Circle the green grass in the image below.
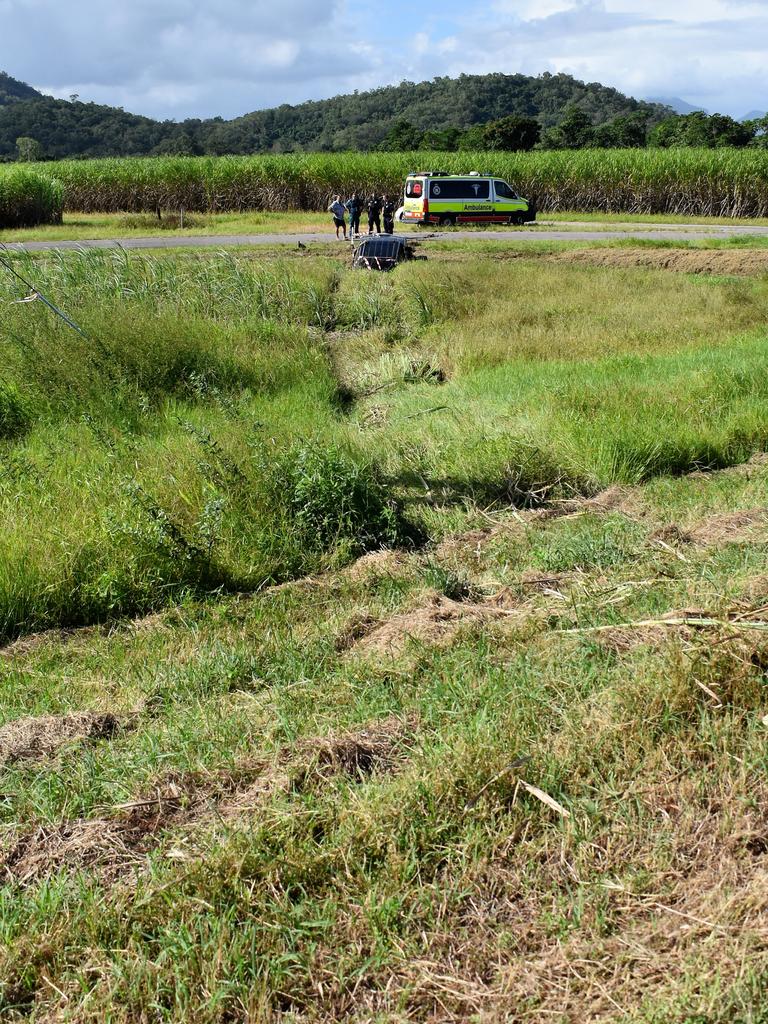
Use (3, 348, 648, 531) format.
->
(3, 246, 768, 1020)
(3, 458, 768, 1020)
(2, 248, 768, 641)
(0, 209, 345, 242)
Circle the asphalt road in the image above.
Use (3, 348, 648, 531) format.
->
(4, 221, 768, 252)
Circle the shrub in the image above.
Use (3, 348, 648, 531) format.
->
(262, 441, 403, 556)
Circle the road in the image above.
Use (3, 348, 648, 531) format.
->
(4, 221, 768, 252)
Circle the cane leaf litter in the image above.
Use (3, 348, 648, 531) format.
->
(2, 241, 768, 1021)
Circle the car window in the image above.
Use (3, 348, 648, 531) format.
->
(494, 180, 518, 200)
(429, 179, 490, 200)
(405, 179, 424, 198)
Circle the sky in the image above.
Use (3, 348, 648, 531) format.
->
(0, 0, 766, 120)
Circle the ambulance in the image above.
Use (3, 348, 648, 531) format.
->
(401, 170, 535, 226)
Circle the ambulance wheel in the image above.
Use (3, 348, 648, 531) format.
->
(439, 215, 457, 227)
(509, 213, 526, 226)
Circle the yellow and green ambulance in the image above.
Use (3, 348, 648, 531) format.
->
(401, 170, 535, 226)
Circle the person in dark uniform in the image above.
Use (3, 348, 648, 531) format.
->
(382, 195, 396, 234)
(367, 195, 382, 234)
(346, 193, 361, 238)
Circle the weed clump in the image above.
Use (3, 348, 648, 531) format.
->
(261, 441, 405, 558)
(0, 379, 31, 440)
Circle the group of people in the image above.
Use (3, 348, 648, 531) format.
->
(328, 194, 397, 240)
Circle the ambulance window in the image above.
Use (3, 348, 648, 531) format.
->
(405, 179, 423, 198)
(430, 179, 490, 199)
(495, 180, 518, 199)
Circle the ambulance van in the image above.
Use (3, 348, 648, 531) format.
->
(401, 170, 535, 226)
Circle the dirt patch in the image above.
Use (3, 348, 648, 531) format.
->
(226, 715, 416, 815)
(334, 613, 380, 652)
(591, 607, 730, 654)
(535, 484, 634, 521)
(491, 812, 768, 1023)
(738, 451, 768, 474)
(350, 590, 522, 659)
(0, 624, 104, 659)
(1, 819, 144, 887)
(0, 712, 121, 770)
(553, 246, 768, 277)
(741, 573, 768, 605)
(344, 549, 412, 582)
(435, 488, 635, 563)
(287, 715, 414, 794)
(358, 776, 768, 1024)
(1, 717, 415, 886)
(0, 780, 198, 886)
(650, 523, 694, 547)
(650, 509, 768, 552)
(0, 772, 233, 886)
(688, 508, 768, 547)
(435, 527, 495, 561)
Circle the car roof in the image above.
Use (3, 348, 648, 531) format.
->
(407, 171, 495, 178)
(356, 234, 406, 251)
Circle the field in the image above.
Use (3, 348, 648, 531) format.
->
(5, 147, 768, 218)
(3, 242, 768, 1021)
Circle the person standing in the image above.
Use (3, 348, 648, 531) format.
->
(328, 195, 347, 240)
(367, 194, 382, 235)
(382, 195, 395, 234)
(346, 193, 361, 238)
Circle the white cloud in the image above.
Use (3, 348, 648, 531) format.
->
(1, 0, 765, 119)
(2, 0, 369, 118)
(402, 0, 768, 115)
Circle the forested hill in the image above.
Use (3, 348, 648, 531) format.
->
(226, 73, 668, 152)
(0, 70, 670, 159)
(0, 71, 42, 105)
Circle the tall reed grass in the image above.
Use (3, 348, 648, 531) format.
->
(3, 248, 768, 642)
(3, 149, 768, 218)
(0, 168, 63, 228)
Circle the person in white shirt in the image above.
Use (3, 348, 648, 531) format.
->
(328, 196, 348, 240)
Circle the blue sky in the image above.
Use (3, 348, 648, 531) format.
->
(0, 0, 765, 120)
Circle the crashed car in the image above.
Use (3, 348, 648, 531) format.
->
(351, 234, 424, 271)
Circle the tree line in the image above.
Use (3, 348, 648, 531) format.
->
(1, 69, 765, 161)
(378, 108, 768, 152)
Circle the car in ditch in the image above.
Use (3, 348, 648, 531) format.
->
(401, 170, 536, 227)
(351, 233, 424, 271)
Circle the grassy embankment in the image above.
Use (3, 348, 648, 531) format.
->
(3, 248, 768, 1019)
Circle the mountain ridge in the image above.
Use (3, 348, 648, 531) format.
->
(646, 95, 707, 115)
(0, 69, 671, 160)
